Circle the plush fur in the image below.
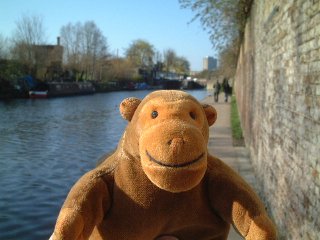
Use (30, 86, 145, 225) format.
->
(51, 90, 277, 240)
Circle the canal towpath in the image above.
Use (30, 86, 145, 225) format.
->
(202, 95, 258, 240)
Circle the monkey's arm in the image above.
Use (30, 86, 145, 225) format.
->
(207, 156, 277, 239)
(51, 171, 111, 240)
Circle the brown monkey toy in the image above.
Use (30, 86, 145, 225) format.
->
(51, 90, 277, 240)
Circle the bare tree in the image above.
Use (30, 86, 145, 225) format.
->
(60, 22, 83, 70)
(163, 49, 177, 73)
(11, 14, 47, 74)
(13, 14, 46, 45)
(60, 21, 109, 80)
(154, 50, 163, 64)
(82, 21, 108, 80)
(0, 34, 10, 59)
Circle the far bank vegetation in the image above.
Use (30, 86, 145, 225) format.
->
(0, 15, 191, 87)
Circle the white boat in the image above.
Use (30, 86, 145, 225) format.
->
(29, 90, 48, 99)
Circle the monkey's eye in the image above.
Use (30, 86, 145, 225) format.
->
(151, 110, 158, 119)
(189, 111, 196, 120)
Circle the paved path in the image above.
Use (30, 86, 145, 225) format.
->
(202, 95, 258, 240)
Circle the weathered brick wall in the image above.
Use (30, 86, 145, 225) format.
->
(234, 0, 320, 239)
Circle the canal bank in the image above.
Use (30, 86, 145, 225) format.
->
(202, 95, 258, 240)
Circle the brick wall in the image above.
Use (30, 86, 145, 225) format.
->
(234, 0, 320, 239)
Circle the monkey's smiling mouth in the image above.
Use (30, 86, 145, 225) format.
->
(146, 151, 204, 168)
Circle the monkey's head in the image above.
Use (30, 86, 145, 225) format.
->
(120, 90, 217, 193)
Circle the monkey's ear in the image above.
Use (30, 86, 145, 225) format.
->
(120, 97, 141, 121)
(202, 104, 217, 126)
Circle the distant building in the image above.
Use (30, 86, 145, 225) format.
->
(203, 56, 217, 71)
(34, 37, 63, 80)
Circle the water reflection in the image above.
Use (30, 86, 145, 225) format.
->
(0, 89, 209, 239)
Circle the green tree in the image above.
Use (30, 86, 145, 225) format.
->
(180, 0, 252, 79)
(105, 57, 135, 82)
(218, 39, 239, 78)
(174, 56, 190, 74)
(163, 49, 190, 74)
(179, 0, 252, 49)
(125, 39, 155, 69)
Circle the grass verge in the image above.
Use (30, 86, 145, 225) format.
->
(231, 96, 245, 146)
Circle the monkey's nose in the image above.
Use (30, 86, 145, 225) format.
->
(167, 137, 185, 147)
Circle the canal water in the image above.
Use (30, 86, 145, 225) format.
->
(0, 89, 210, 240)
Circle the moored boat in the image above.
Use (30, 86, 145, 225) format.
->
(28, 81, 95, 98)
(29, 90, 48, 99)
(47, 82, 95, 97)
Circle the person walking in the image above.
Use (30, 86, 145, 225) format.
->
(222, 78, 231, 102)
(213, 80, 221, 102)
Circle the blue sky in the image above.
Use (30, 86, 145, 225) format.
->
(0, 0, 217, 71)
